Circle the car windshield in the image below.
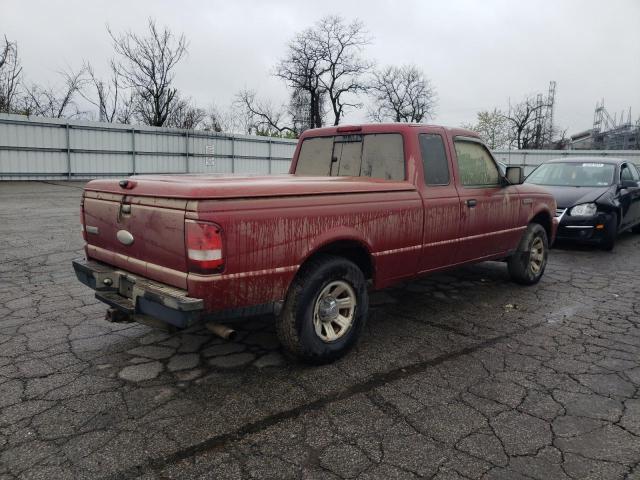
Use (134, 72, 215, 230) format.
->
(525, 162, 615, 187)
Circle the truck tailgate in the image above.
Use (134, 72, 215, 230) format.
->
(83, 191, 188, 277)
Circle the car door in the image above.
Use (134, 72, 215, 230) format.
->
(416, 129, 462, 273)
(619, 163, 640, 229)
(628, 163, 640, 227)
(450, 137, 522, 263)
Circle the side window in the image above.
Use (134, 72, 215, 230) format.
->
(361, 133, 405, 180)
(629, 163, 640, 181)
(454, 140, 500, 187)
(419, 134, 449, 185)
(621, 164, 634, 182)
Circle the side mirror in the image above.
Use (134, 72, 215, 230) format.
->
(620, 179, 639, 189)
(505, 166, 524, 185)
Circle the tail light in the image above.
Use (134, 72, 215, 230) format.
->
(80, 202, 87, 241)
(185, 220, 224, 274)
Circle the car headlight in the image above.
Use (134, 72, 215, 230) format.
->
(570, 203, 597, 216)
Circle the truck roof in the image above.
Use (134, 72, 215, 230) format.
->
(300, 123, 480, 139)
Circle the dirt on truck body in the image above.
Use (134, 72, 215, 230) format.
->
(74, 123, 558, 363)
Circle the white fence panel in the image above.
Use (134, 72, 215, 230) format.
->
(0, 113, 298, 180)
(3, 113, 640, 181)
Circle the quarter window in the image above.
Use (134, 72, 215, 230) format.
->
(454, 140, 500, 187)
(419, 134, 450, 185)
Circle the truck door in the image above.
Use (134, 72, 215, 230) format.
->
(417, 130, 463, 273)
(450, 137, 521, 263)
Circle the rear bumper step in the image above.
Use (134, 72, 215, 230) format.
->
(72, 258, 203, 328)
(95, 291, 135, 314)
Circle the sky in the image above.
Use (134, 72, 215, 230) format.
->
(3, 0, 640, 134)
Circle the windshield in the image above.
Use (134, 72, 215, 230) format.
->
(525, 162, 615, 187)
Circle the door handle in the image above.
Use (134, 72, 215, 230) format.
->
(466, 199, 477, 208)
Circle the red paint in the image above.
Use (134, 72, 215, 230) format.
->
(81, 123, 557, 314)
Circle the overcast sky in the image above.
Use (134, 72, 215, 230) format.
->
(4, 0, 640, 134)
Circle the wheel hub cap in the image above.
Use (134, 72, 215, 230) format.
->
(317, 297, 339, 321)
(529, 237, 544, 274)
(312, 280, 357, 343)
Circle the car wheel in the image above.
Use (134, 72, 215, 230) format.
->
(507, 223, 549, 285)
(631, 223, 640, 234)
(601, 212, 618, 251)
(276, 254, 368, 364)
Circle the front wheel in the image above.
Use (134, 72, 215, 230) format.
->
(507, 223, 549, 285)
(276, 255, 368, 364)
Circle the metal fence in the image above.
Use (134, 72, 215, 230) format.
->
(2, 113, 640, 180)
(0, 113, 297, 180)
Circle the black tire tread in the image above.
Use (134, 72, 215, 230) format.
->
(601, 212, 618, 251)
(276, 254, 367, 364)
(507, 223, 548, 285)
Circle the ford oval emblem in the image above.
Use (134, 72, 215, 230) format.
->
(116, 230, 135, 246)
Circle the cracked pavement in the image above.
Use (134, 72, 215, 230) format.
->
(2, 181, 640, 479)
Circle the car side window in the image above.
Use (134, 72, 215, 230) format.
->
(627, 163, 640, 181)
(419, 134, 450, 185)
(453, 139, 500, 187)
(621, 164, 634, 182)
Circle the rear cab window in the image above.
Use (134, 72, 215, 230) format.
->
(295, 133, 405, 181)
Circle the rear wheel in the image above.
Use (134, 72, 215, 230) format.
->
(276, 255, 368, 364)
(600, 213, 618, 251)
(508, 223, 549, 285)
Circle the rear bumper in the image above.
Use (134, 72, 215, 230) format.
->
(72, 258, 203, 328)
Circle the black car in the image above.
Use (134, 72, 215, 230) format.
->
(525, 157, 640, 250)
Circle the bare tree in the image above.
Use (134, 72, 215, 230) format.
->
(203, 103, 245, 133)
(108, 18, 187, 127)
(235, 89, 297, 136)
(313, 16, 372, 125)
(203, 104, 224, 132)
(80, 61, 134, 123)
(462, 109, 510, 149)
(368, 65, 436, 123)
(503, 97, 547, 149)
(165, 96, 206, 129)
(274, 16, 371, 129)
(275, 26, 327, 130)
(0, 35, 22, 113)
(20, 67, 87, 118)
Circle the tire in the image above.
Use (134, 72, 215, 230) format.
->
(631, 222, 640, 234)
(276, 254, 368, 364)
(507, 223, 549, 285)
(600, 212, 618, 251)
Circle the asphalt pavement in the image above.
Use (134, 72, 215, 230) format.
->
(1, 181, 639, 479)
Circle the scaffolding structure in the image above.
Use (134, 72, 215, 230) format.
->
(591, 100, 640, 150)
(531, 81, 557, 148)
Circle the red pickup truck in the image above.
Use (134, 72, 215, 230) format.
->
(73, 123, 557, 363)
